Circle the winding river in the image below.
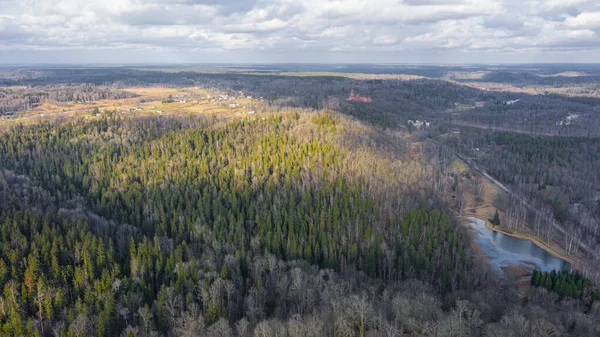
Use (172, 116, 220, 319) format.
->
(467, 217, 569, 273)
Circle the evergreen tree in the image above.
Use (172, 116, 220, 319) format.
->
(492, 209, 500, 227)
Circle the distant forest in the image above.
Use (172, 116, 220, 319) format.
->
(3, 66, 600, 136)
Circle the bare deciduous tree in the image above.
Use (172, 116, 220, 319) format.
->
(349, 294, 373, 337)
(69, 314, 88, 337)
(235, 318, 250, 337)
(208, 318, 233, 337)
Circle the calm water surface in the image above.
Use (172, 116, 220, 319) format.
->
(467, 217, 569, 273)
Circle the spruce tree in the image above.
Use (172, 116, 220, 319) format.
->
(492, 210, 500, 227)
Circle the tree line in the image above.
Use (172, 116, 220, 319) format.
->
(0, 85, 138, 114)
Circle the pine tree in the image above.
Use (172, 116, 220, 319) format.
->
(531, 270, 540, 285)
(544, 274, 553, 291)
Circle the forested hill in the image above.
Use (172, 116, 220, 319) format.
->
(0, 112, 483, 336)
(0, 111, 598, 336)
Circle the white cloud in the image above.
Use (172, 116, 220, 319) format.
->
(0, 0, 598, 63)
(565, 12, 600, 28)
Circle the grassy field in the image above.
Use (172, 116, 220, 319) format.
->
(0, 87, 261, 128)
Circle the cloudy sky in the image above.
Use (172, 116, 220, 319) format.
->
(1, 0, 599, 64)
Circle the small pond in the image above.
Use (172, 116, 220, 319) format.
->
(467, 217, 569, 273)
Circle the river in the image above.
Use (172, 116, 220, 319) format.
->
(467, 217, 569, 273)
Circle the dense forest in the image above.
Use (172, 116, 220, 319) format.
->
(449, 94, 600, 137)
(0, 65, 600, 336)
(0, 112, 467, 336)
(0, 112, 595, 336)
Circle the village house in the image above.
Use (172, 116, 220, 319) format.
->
(407, 120, 430, 128)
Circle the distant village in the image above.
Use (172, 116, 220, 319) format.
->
(118, 89, 261, 115)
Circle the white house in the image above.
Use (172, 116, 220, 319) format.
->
(407, 120, 430, 128)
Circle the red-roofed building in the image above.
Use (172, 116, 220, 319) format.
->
(349, 89, 372, 103)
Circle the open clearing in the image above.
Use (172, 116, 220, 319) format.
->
(0, 87, 261, 128)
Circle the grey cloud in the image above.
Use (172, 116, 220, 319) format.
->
(1, 0, 600, 63)
(484, 14, 524, 30)
(263, 3, 305, 21)
(0, 25, 34, 44)
(193, 0, 257, 15)
(402, 0, 464, 5)
(115, 6, 215, 26)
(150, 0, 257, 14)
(537, 7, 581, 21)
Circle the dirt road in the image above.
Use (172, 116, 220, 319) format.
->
(456, 153, 597, 259)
